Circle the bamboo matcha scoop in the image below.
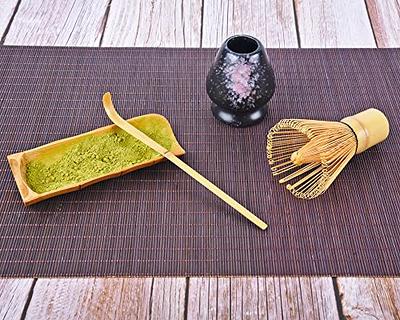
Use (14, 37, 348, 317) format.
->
(102, 92, 268, 230)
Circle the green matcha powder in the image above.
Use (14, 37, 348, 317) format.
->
(26, 127, 173, 194)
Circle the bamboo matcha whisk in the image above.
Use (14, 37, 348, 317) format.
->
(266, 109, 389, 199)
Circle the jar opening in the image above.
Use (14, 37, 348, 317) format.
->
(227, 36, 259, 54)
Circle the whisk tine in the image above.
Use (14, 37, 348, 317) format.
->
(278, 162, 319, 183)
(267, 118, 357, 199)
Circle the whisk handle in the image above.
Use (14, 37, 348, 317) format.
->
(341, 108, 389, 154)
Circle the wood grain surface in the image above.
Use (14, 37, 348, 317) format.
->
(0, 0, 20, 41)
(102, 0, 202, 47)
(24, 278, 184, 319)
(294, 0, 376, 47)
(4, 0, 109, 46)
(0, 279, 34, 320)
(187, 277, 340, 319)
(365, 0, 400, 47)
(202, 0, 298, 48)
(0, 0, 399, 319)
(338, 278, 400, 319)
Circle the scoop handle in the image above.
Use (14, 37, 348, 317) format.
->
(102, 92, 268, 230)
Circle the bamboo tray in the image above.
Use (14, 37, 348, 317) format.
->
(7, 114, 185, 206)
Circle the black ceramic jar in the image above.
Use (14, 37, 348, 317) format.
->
(206, 35, 276, 127)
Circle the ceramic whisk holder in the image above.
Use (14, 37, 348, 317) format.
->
(206, 35, 276, 127)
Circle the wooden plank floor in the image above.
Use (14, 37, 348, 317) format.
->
(1, 0, 399, 319)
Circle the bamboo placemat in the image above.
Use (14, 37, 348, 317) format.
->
(0, 46, 399, 277)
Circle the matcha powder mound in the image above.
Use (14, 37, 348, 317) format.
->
(26, 128, 173, 194)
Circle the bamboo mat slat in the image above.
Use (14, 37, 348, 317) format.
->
(0, 47, 399, 277)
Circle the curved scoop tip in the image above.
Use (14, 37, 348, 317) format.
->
(103, 92, 112, 105)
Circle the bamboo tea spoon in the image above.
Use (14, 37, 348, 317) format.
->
(102, 92, 268, 230)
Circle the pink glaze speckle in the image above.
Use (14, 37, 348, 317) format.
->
(223, 57, 259, 105)
(230, 64, 252, 97)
